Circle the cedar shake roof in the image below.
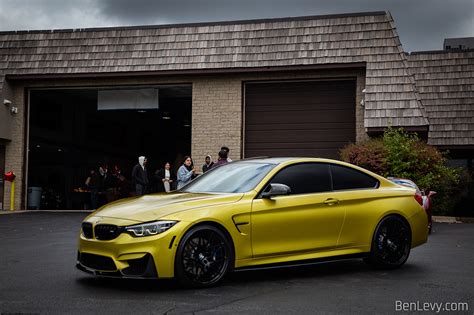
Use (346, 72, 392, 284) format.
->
(407, 50, 474, 146)
(0, 11, 428, 129)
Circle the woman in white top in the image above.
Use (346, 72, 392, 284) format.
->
(162, 162, 173, 192)
(156, 162, 174, 192)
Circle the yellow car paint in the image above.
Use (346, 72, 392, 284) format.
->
(77, 158, 428, 280)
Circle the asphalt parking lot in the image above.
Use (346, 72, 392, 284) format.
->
(0, 212, 473, 314)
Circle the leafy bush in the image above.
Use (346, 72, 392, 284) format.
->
(340, 139, 387, 175)
(340, 128, 461, 215)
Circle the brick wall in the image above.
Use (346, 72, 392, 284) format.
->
(2, 68, 367, 209)
(191, 75, 242, 163)
(4, 86, 25, 210)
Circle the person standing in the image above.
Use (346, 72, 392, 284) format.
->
(85, 169, 100, 210)
(221, 146, 232, 162)
(132, 156, 149, 196)
(202, 155, 214, 173)
(212, 149, 229, 169)
(116, 174, 130, 199)
(98, 164, 107, 193)
(177, 156, 195, 189)
(156, 162, 174, 192)
(102, 164, 117, 203)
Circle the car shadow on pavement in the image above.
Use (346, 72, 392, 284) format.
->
(227, 259, 424, 284)
(75, 258, 424, 292)
(76, 276, 180, 292)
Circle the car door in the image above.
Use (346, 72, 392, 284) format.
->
(251, 163, 346, 258)
(328, 163, 381, 249)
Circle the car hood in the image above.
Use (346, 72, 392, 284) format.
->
(90, 191, 244, 223)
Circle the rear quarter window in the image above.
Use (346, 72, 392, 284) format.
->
(330, 164, 379, 190)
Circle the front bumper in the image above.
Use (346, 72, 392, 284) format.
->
(76, 252, 158, 278)
(77, 220, 186, 279)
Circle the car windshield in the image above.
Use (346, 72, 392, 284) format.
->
(182, 162, 276, 193)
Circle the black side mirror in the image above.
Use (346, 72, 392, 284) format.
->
(261, 183, 291, 199)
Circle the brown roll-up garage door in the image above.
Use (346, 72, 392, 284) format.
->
(244, 79, 356, 158)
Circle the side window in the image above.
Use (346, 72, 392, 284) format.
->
(269, 163, 331, 195)
(330, 164, 379, 190)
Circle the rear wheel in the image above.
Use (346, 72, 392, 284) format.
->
(175, 225, 233, 288)
(366, 215, 411, 269)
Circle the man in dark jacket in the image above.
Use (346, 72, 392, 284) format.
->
(132, 156, 149, 196)
(211, 149, 229, 169)
(85, 169, 100, 210)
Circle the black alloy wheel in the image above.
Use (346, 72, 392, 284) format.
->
(175, 225, 233, 288)
(367, 215, 411, 269)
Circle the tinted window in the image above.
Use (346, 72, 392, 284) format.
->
(330, 164, 378, 190)
(270, 163, 331, 195)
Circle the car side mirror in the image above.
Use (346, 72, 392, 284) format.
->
(261, 183, 291, 199)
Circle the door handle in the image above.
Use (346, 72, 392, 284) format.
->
(324, 198, 339, 206)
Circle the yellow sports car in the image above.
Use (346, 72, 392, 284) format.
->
(77, 158, 428, 287)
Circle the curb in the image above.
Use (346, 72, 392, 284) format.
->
(432, 216, 474, 224)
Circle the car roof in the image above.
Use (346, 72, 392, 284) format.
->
(235, 157, 347, 165)
(235, 157, 296, 164)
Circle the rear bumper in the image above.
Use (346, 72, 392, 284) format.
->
(410, 207, 429, 248)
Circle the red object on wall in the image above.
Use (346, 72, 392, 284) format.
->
(4, 171, 16, 182)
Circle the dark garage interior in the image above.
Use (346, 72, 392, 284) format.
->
(27, 86, 192, 210)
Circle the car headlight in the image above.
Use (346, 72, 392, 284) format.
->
(124, 220, 178, 237)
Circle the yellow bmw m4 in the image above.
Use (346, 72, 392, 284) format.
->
(77, 158, 428, 287)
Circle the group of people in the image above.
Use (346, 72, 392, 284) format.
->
(129, 157, 177, 194)
(175, 146, 232, 190)
(132, 146, 232, 195)
(84, 146, 232, 209)
(84, 164, 129, 210)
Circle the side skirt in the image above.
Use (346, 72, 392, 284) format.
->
(234, 253, 369, 272)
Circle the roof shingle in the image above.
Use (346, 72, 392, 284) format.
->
(407, 50, 474, 146)
(0, 11, 428, 128)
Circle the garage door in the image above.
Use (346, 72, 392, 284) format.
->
(244, 80, 356, 158)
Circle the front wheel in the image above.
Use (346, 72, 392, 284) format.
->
(366, 215, 411, 269)
(175, 225, 233, 288)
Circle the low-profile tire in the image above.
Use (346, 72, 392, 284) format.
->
(175, 225, 233, 288)
(367, 215, 411, 269)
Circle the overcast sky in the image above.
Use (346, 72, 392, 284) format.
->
(0, 0, 472, 52)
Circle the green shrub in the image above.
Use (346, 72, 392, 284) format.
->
(340, 128, 461, 215)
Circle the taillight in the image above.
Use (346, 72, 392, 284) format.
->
(414, 193, 423, 206)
